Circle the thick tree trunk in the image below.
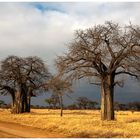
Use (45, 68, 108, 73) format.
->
(26, 95, 31, 112)
(22, 85, 31, 113)
(101, 75, 115, 120)
(11, 90, 23, 114)
(10, 84, 32, 114)
(101, 82, 107, 120)
(60, 95, 63, 117)
(11, 94, 15, 108)
(23, 93, 29, 112)
(11, 93, 30, 113)
(22, 93, 25, 113)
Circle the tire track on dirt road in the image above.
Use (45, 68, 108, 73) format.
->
(0, 120, 64, 138)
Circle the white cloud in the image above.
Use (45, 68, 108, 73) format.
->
(0, 2, 140, 69)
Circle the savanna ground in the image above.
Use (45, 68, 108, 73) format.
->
(0, 109, 140, 138)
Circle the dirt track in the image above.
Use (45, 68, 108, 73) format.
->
(0, 121, 64, 138)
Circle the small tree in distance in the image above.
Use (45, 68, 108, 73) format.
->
(45, 94, 60, 109)
(76, 96, 98, 109)
(56, 21, 140, 120)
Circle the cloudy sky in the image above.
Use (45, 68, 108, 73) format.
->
(0, 2, 140, 106)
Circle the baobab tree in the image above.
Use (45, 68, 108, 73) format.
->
(0, 56, 50, 113)
(56, 21, 140, 120)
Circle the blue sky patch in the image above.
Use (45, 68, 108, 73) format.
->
(29, 2, 66, 13)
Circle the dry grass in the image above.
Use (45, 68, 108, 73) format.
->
(0, 109, 140, 138)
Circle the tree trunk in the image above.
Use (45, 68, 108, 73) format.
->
(10, 84, 32, 114)
(59, 95, 63, 117)
(23, 93, 30, 112)
(22, 93, 26, 113)
(11, 94, 15, 108)
(11, 90, 23, 114)
(26, 95, 31, 112)
(101, 74, 115, 120)
(101, 81, 107, 120)
(23, 85, 31, 113)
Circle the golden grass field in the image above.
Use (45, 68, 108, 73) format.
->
(0, 109, 140, 138)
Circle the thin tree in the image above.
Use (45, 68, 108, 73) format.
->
(56, 21, 140, 120)
(47, 75, 72, 117)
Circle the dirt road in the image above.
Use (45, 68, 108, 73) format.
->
(0, 121, 64, 138)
